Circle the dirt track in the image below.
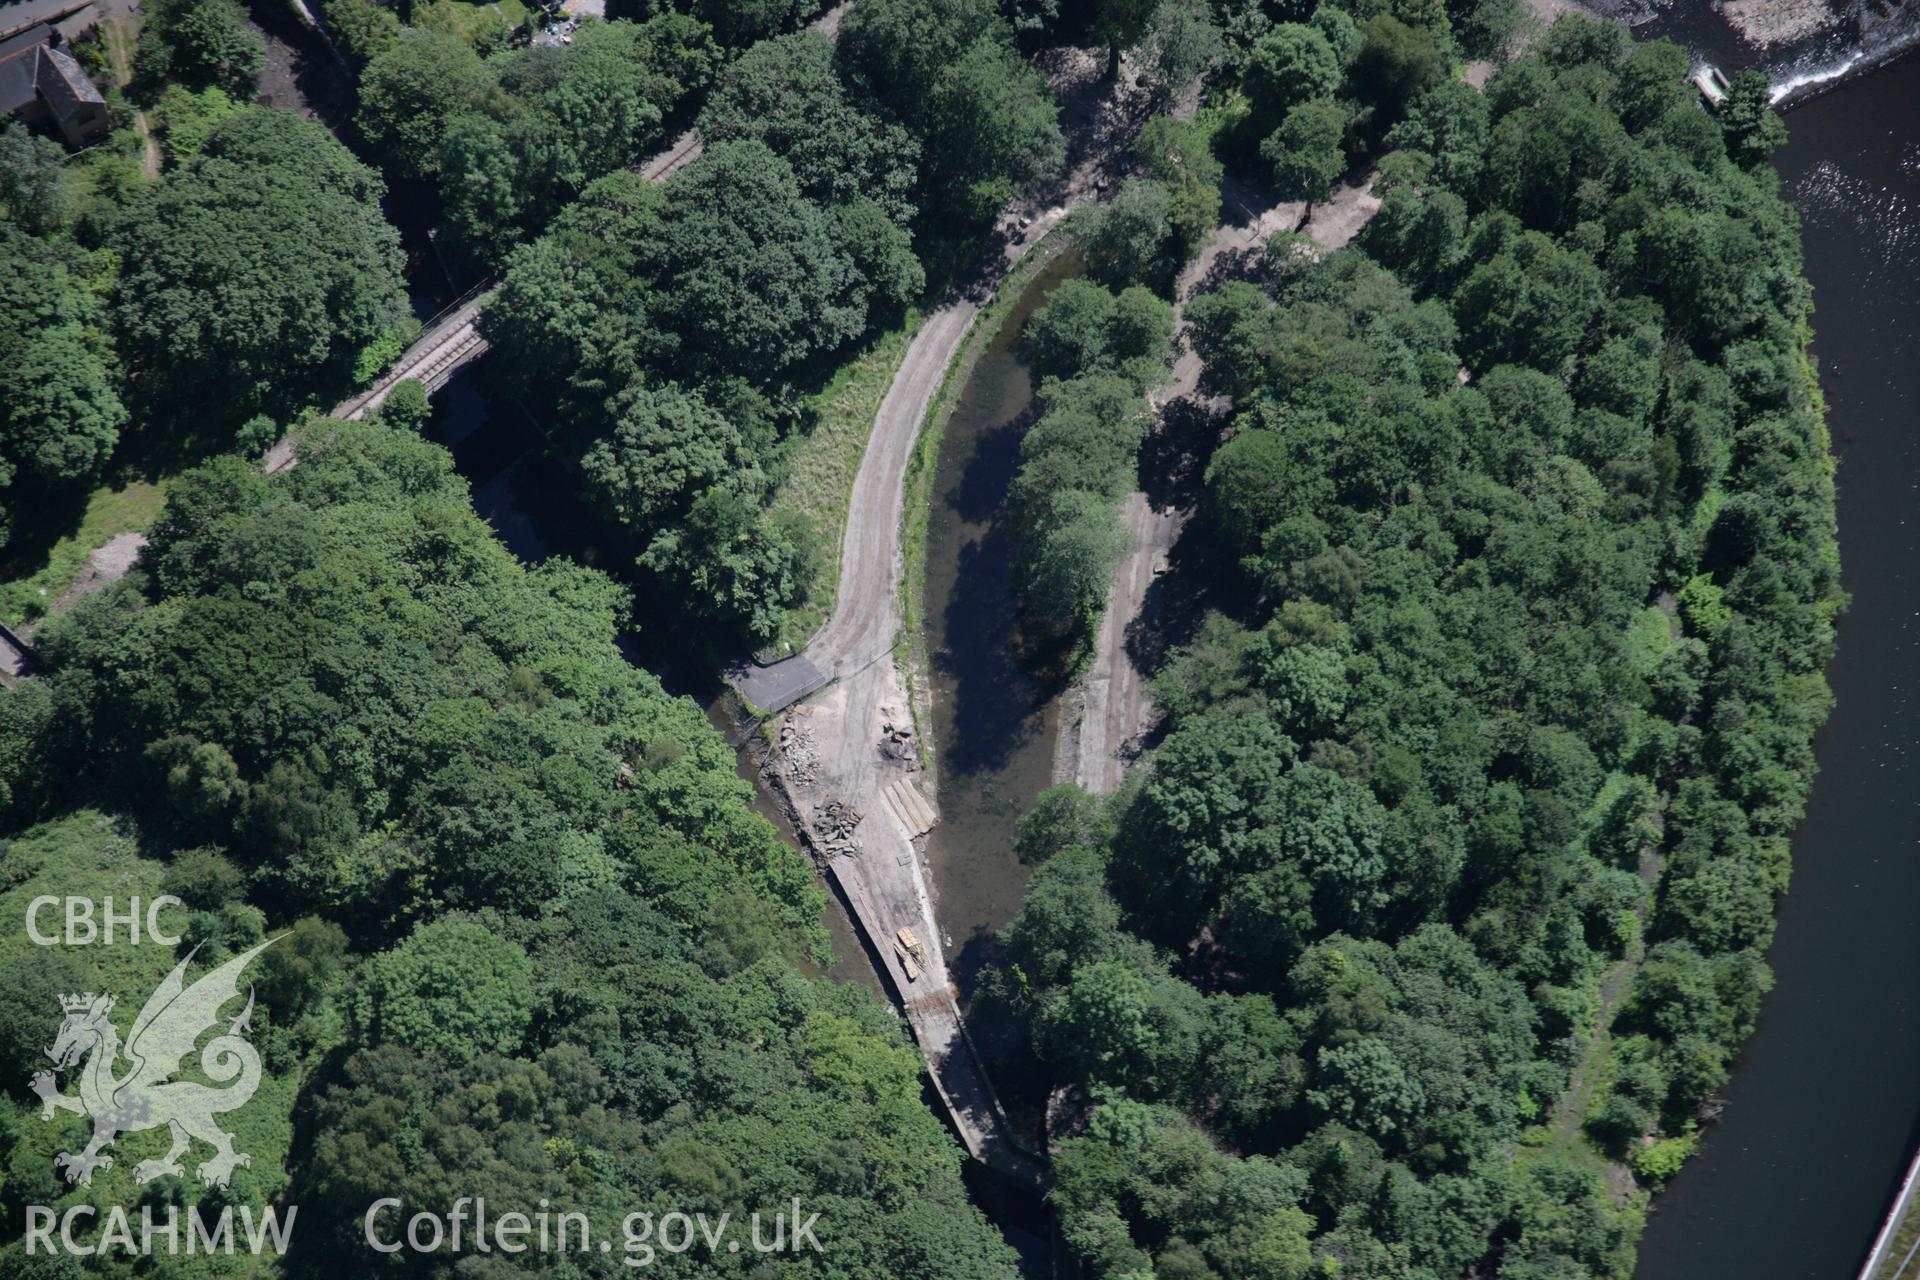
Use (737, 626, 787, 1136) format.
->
(1058, 170, 1381, 794)
(733, 43, 1146, 712)
(739, 209, 1083, 1176)
(1059, 492, 1182, 793)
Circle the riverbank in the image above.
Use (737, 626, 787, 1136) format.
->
(910, 242, 1093, 1010)
(1632, 50, 1920, 1280)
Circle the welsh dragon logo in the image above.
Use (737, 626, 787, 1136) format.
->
(30, 938, 278, 1189)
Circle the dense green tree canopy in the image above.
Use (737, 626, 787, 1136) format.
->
(1007, 283, 1169, 644)
(4, 421, 825, 938)
(480, 168, 669, 422)
(435, 16, 713, 267)
(992, 18, 1836, 1278)
(651, 139, 868, 380)
(301, 897, 1018, 1276)
(1243, 21, 1342, 133)
(642, 487, 822, 642)
(481, 22, 936, 642)
(698, 31, 921, 223)
(840, 0, 1062, 229)
(1134, 114, 1224, 263)
(1262, 97, 1350, 203)
(606, 0, 823, 49)
(355, 29, 502, 181)
(1026, 279, 1175, 386)
(111, 109, 409, 429)
(354, 916, 536, 1063)
(0, 227, 125, 547)
(0, 419, 1014, 1277)
(134, 0, 265, 96)
(1070, 178, 1178, 291)
(324, 0, 402, 68)
(1132, 0, 1226, 107)
(0, 123, 74, 234)
(0, 8, 1847, 1278)
(578, 382, 759, 535)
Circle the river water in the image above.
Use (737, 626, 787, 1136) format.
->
(920, 252, 1083, 987)
(901, 47, 1920, 1276)
(1633, 51, 1920, 1280)
(1591, 0, 1920, 104)
(422, 41, 1920, 1269)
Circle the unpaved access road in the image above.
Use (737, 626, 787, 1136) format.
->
(1061, 491, 1183, 793)
(744, 215, 1069, 1182)
(744, 50, 1148, 1181)
(730, 39, 1141, 715)
(1058, 170, 1382, 794)
(731, 299, 981, 713)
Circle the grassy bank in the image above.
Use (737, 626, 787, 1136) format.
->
(767, 310, 925, 655)
(0, 479, 168, 629)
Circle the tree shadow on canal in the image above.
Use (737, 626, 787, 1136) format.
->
(933, 415, 1072, 780)
(945, 395, 1030, 525)
(937, 524, 1059, 777)
(950, 921, 1053, 1141)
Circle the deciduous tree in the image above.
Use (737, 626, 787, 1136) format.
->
(112, 109, 409, 428)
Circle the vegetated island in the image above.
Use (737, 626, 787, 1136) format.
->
(985, 13, 1838, 1280)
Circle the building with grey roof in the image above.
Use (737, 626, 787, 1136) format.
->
(0, 23, 106, 146)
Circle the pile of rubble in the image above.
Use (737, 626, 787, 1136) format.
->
(778, 714, 821, 785)
(813, 797, 863, 856)
(879, 719, 919, 766)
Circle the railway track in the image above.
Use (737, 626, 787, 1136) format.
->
(303, 4, 862, 439)
(335, 320, 492, 422)
(325, 112, 722, 431)
(633, 128, 703, 181)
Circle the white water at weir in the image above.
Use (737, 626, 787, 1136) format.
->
(1587, 0, 1920, 106)
(1762, 0, 1917, 107)
(1768, 51, 1866, 103)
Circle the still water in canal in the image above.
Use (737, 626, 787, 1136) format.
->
(425, 45, 1920, 1269)
(918, 250, 1086, 987)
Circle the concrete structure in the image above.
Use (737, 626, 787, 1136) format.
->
(745, 218, 1083, 1184)
(0, 0, 95, 42)
(0, 621, 37, 688)
(0, 23, 105, 146)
